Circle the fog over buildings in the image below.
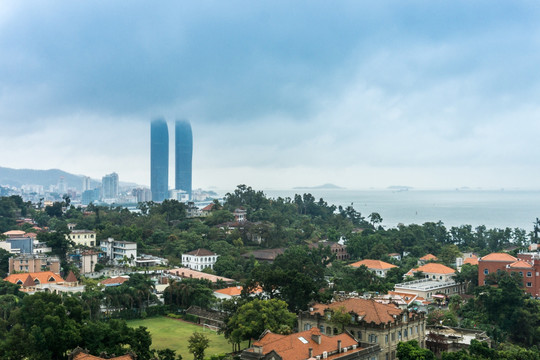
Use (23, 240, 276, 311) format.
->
(0, 2, 539, 190)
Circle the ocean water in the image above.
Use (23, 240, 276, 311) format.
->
(254, 189, 540, 231)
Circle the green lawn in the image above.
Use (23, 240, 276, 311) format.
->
(128, 317, 244, 359)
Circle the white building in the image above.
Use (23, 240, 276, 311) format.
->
(181, 248, 218, 271)
(100, 238, 137, 266)
(67, 230, 97, 247)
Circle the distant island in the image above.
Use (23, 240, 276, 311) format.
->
(293, 183, 344, 190)
(387, 185, 413, 191)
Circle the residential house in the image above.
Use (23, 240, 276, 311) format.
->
(67, 229, 97, 247)
(4, 270, 84, 294)
(395, 263, 464, 301)
(243, 248, 285, 263)
(388, 253, 401, 262)
(181, 248, 218, 270)
(167, 268, 234, 284)
(200, 203, 215, 216)
(8, 254, 60, 274)
(350, 259, 397, 277)
(426, 326, 491, 356)
(297, 298, 426, 360)
(418, 254, 438, 265)
(479, 252, 540, 297)
(241, 328, 381, 360)
(68, 347, 135, 360)
(214, 285, 263, 300)
(100, 238, 137, 266)
(309, 241, 350, 261)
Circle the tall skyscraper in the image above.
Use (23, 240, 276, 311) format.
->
(102, 172, 119, 199)
(82, 176, 91, 192)
(151, 118, 169, 202)
(175, 119, 193, 199)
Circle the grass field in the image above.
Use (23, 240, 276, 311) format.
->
(128, 317, 244, 359)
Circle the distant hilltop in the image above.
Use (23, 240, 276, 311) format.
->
(0, 166, 135, 191)
(293, 183, 344, 190)
(387, 185, 413, 191)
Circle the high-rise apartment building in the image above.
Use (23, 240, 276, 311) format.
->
(175, 120, 193, 199)
(150, 118, 169, 202)
(101, 172, 119, 199)
(82, 176, 91, 192)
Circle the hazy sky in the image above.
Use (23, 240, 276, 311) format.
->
(1, 1, 540, 190)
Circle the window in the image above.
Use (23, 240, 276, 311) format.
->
(351, 315, 355, 323)
(484, 269, 489, 275)
(391, 332, 395, 341)
(319, 326, 325, 333)
(398, 331, 402, 340)
(304, 324, 311, 330)
(519, 272, 523, 276)
(358, 331, 362, 340)
(385, 334, 388, 344)
(404, 329, 408, 337)
(527, 272, 532, 277)
(527, 282, 532, 287)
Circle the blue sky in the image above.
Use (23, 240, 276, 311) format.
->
(1, 1, 539, 190)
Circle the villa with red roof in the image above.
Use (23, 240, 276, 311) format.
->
(297, 298, 426, 360)
(394, 263, 464, 301)
(241, 327, 380, 360)
(349, 259, 397, 277)
(479, 252, 540, 297)
(4, 270, 85, 294)
(418, 254, 438, 264)
(404, 263, 456, 282)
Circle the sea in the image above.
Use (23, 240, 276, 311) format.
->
(220, 189, 540, 231)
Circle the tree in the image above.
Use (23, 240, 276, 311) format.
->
(226, 299, 296, 349)
(397, 340, 435, 360)
(188, 332, 209, 360)
(330, 306, 351, 333)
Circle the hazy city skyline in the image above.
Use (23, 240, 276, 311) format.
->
(1, 2, 539, 190)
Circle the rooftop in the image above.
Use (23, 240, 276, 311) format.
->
(250, 328, 363, 360)
(4, 271, 64, 285)
(480, 253, 517, 262)
(395, 279, 457, 292)
(508, 260, 533, 269)
(184, 248, 216, 256)
(308, 298, 402, 324)
(350, 259, 397, 270)
(405, 263, 456, 276)
(168, 268, 234, 283)
(420, 254, 438, 261)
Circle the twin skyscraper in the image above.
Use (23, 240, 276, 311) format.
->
(150, 119, 192, 202)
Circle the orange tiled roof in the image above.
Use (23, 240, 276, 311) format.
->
(3, 230, 26, 236)
(214, 286, 263, 296)
(508, 260, 533, 269)
(4, 271, 64, 285)
(480, 253, 517, 262)
(201, 203, 214, 211)
(463, 257, 479, 265)
(350, 259, 397, 270)
(420, 254, 438, 261)
(168, 268, 234, 283)
(406, 263, 456, 276)
(309, 298, 402, 324)
(252, 328, 361, 360)
(73, 352, 134, 360)
(99, 277, 129, 286)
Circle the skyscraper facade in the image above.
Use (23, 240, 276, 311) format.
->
(102, 172, 119, 199)
(175, 119, 193, 199)
(150, 118, 169, 202)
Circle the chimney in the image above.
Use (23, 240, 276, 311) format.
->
(309, 348, 313, 358)
(338, 340, 342, 353)
(311, 333, 321, 345)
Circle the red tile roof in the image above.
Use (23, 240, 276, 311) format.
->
(480, 253, 517, 262)
(99, 276, 129, 286)
(251, 328, 362, 360)
(420, 254, 438, 261)
(72, 352, 134, 360)
(309, 298, 402, 324)
(65, 271, 78, 283)
(201, 203, 214, 211)
(349, 259, 397, 270)
(214, 286, 263, 296)
(463, 257, 479, 265)
(168, 268, 234, 283)
(405, 263, 456, 276)
(4, 271, 64, 285)
(184, 248, 216, 256)
(508, 260, 533, 269)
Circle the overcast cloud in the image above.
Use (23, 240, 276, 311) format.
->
(1, 1, 539, 190)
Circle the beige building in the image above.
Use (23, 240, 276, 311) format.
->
(9, 254, 60, 274)
(298, 298, 426, 360)
(67, 230, 97, 247)
(350, 259, 398, 277)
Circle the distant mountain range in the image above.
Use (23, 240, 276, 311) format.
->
(0, 166, 137, 191)
(293, 183, 344, 190)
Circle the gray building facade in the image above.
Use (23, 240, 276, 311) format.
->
(175, 119, 193, 199)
